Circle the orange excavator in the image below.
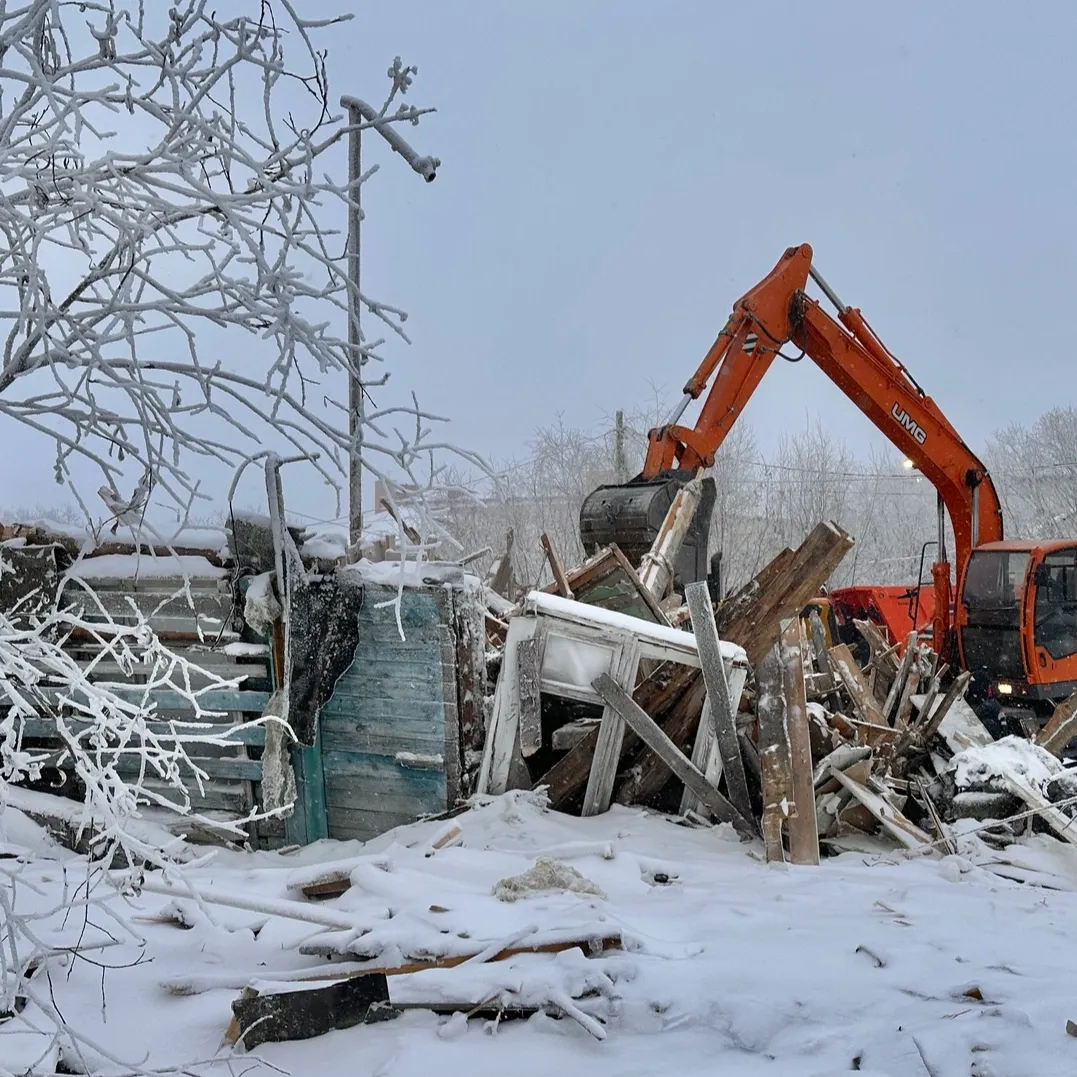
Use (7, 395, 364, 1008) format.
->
(580, 244, 1077, 719)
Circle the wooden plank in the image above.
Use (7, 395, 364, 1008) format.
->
(995, 771, 1077, 848)
(682, 665, 748, 818)
(882, 632, 918, 724)
(540, 532, 574, 599)
(1037, 690, 1077, 756)
(591, 673, 748, 830)
(320, 726, 447, 758)
(551, 719, 598, 752)
(853, 618, 900, 693)
(894, 667, 921, 730)
(581, 636, 641, 816)
(914, 776, 956, 855)
(757, 644, 792, 862)
(807, 611, 842, 709)
(613, 672, 706, 807)
(43, 750, 262, 781)
(828, 643, 886, 725)
(684, 582, 753, 827)
(828, 767, 931, 849)
(780, 618, 819, 865)
(490, 529, 515, 598)
(477, 616, 537, 794)
(918, 671, 977, 748)
(516, 635, 543, 757)
(715, 522, 854, 668)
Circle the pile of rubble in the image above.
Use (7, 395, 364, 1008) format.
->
(473, 500, 1077, 865)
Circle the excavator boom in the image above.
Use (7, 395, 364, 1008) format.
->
(580, 244, 1004, 656)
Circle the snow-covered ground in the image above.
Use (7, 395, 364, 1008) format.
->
(4, 792, 1077, 1076)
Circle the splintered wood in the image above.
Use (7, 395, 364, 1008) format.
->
(478, 510, 1077, 868)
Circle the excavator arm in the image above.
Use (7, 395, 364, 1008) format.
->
(615, 243, 1003, 652)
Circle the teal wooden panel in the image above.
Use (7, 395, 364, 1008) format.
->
(319, 725, 445, 758)
(287, 731, 328, 845)
(320, 585, 452, 840)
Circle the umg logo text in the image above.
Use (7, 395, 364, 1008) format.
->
(891, 403, 927, 445)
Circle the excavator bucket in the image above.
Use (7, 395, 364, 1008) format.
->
(579, 471, 716, 590)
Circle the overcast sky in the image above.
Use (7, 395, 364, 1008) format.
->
(5, 0, 1077, 526)
(333, 0, 1077, 465)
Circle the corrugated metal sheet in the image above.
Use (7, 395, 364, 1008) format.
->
(319, 583, 461, 841)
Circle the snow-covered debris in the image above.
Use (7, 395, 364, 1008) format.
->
(243, 572, 281, 636)
(300, 528, 348, 561)
(951, 735, 1066, 792)
(5, 792, 1077, 1073)
(493, 857, 608, 903)
(64, 553, 226, 580)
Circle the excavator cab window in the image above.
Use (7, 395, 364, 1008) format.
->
(961, 550, 1030, 680)
(1034, 548, 1077, 661)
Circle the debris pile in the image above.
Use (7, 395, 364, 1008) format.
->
(474, 499, 1077, 865)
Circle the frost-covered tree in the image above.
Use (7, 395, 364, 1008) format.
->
(986, 406, 1077, 540)
(0, 5, 462, 1066)
(0, 0, 465, 534)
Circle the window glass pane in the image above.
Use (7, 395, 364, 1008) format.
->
(1034, 549, 1077, 661)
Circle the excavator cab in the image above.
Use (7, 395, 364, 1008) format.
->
(959, 541, 1077, 718)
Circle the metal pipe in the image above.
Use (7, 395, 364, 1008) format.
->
(808, 265, 849, 314)
(339, 96, 440, 181)
(971, 485, 980, 548)
(666, 393, 693, 425)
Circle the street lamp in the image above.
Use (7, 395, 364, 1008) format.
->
(339, 96, 440, 559)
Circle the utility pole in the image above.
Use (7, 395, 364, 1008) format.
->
(340, 96, 440, 560)
(614, 410, 627, 483)
(345, 114, 363, 560)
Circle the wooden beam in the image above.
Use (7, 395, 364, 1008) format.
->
(477, 616, 537, 794)
(807, 611, 842, 710)
(684, 582, 754, 827)
(828, 767, 931, 850)
(995, 771, 1077, 848)
(637, 476, 703, 600)
(540, 532, 574, 599)
(490, 529, 515, 599)
(893, 667, 921, 730)
(591, 673, 749, 831)
(581, 637, 642, 815)
(1037, 690, 1077, 757)
(779, 618, 819, 865)
(607, 544, 672, 626)
(613, 672, 706, 807)
(714, 522, 853, 668)
(755, 645, 792, 863)
(916, 671, 974, 746)
(828, 643, 886, 726)
(882, 632, 918, 725)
